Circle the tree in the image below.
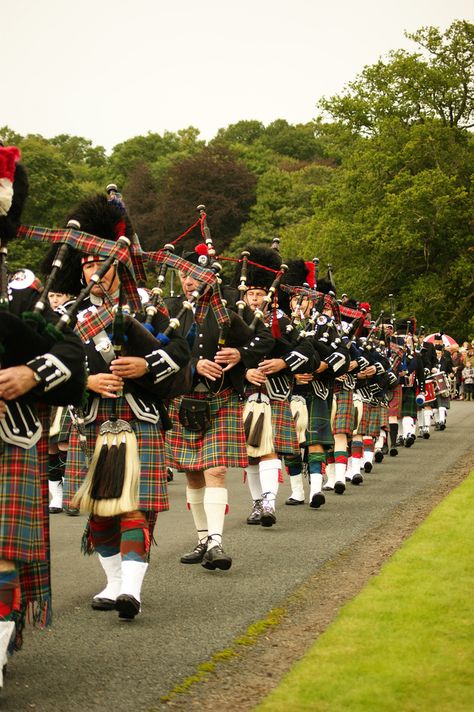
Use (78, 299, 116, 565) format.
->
(19, 136, 81, 226)
(49, 134, 108, 168)
(318, 20, 474, 135)
(151, 145, 257, 252)
(301, 119, 474, 340)
(214, 120, 266, 145)
(123, 162, 160, 250)
(109, 127, 205, 187)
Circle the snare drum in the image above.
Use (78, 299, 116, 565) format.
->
(432, 371, 450, 396)
(417, 380, 436, 404)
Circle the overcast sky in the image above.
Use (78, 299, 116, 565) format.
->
(3, 0, 473, 152)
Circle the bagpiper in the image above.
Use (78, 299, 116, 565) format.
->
(231, 246, 315, 527)
(59, 193, 191, 620)
(0, 145, 85, 684)
(165, 238, 274, 571)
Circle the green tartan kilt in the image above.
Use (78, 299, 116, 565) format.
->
(380, 405, 389, 429)
(245, 387, 299, 456)
(435, 394, 450, 409)
(359, 402, 381, 437)
(332, 387, 355, 435)
(49, 405, 72, 445)
(63, 397, 168, 513)
(166, 388, 248, 471)
(401, 387, 417, 418)
(305, 393, 334, 449)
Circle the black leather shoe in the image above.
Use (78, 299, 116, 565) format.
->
(440, 422, 446, 430)
(115, 594, 140, 620)
(364, 462, 373, 473)
(64, 506, 80, 516)
(374, 450, 384, 463)
(49, 506, 63, 514)
(260, 506, 276, 527)
(285, 496, 304, 505)
(351, 473, 364, 485)
(389, 447, 398, 456)
(202, 544, 232, 570)
(423, 431, 430, 439)
(180, 541, 207, 564)
(334, 481, 346, 495)
(405, 434, 416, 448)
(246, 500, 263, 524)
(91, 597, 116, 611)
(310, 493, 325, 509)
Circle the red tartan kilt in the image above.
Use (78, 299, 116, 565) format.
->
(0, 442, 46, 563)
(166, 388, 248, 471)
(63, 397, 168, 513)
(380, 406, 389, 428)
(388, 384, 402, 418)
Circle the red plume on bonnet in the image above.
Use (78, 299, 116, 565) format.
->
(304, 261, 316, 289)
(195, 243, 209, 257)
(0, 146, 20, 182)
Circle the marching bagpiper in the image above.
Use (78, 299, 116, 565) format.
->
(231, 246, 314, 527)
(165, 236, 275, 571)
(281, 261, 351, 508)
(0, 145, 86, 684)
(57, 193, 191, 621)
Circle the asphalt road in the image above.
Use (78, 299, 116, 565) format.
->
(3, 402, 474, 711)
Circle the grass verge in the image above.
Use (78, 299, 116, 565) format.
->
(256, 469, 474, 712)
(159, 606, 285, 702)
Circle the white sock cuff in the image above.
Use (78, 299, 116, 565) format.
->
(245, 464, 260, 476)
(186, 487, 205, 505)
(204, 487, 228, 505)
(259, 458, 281, 473)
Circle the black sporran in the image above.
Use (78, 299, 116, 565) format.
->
(178, 397, 211, 433)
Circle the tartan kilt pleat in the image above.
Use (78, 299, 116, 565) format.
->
(388, 384, 402, 418)
(63, 397, 168, 513)
(436, 394, 450, 409)
(1, 404, 52, 634)
(49, 405, 72, 444)
(332, 387, 354, 435)
(0, 444, 45, 563)
(380, 406, 389, 429)
(166, 388, 248, 471)
(305, 394, 334, 448)
(271, 398, 300, 455)
(401, 387, 417, 418)
(359, 402, 381, 437)
(245, 387, 299, 455)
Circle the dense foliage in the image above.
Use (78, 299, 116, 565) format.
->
(2, 20, 473, 340)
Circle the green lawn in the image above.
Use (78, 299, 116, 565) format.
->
(256, 470, 474, 712)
